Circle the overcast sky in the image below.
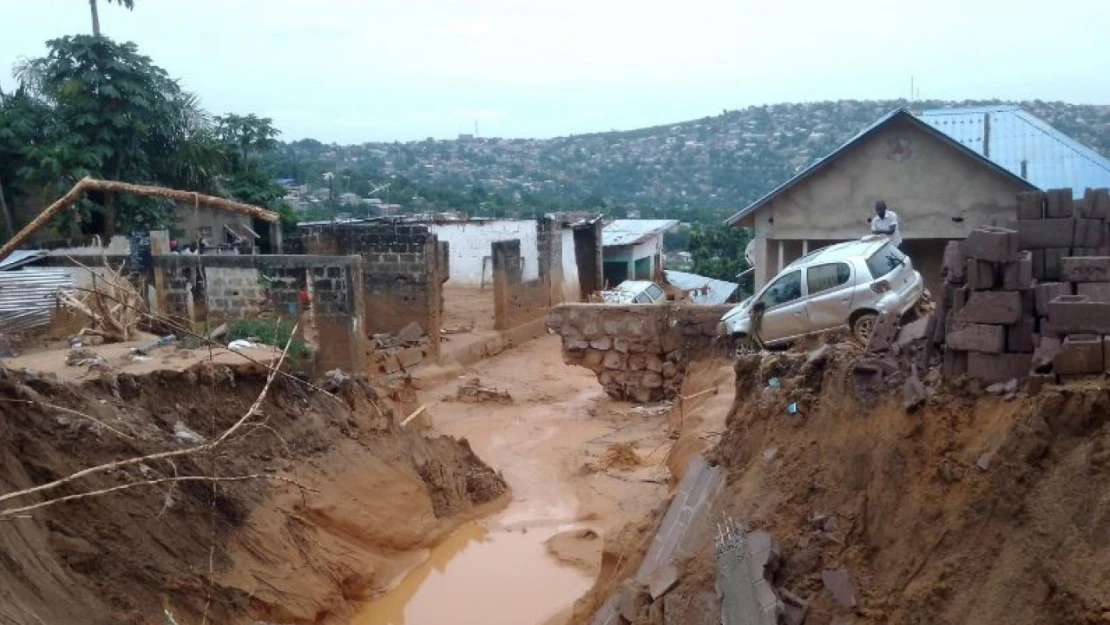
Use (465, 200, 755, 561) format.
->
(2, 0, 1108, 143)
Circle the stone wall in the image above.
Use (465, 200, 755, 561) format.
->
(154, 254, 367, 374)
(547, 303, 731, 402)
(291, 222, 446, 352)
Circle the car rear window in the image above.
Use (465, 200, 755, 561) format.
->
(866, 243, 907, 279)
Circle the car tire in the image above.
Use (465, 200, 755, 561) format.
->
(851, 312, 878, 345)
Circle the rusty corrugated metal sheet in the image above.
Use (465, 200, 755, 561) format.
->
(0, 269, 75, 334)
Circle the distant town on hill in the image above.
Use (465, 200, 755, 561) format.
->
(265, 99, 1110, 220)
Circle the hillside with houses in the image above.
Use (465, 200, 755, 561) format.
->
(268, 99, 1110, 216)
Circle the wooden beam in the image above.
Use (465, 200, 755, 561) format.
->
(0, 177, 279, 264)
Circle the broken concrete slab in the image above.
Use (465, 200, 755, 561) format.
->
(866, 311, 900, 352)
(647, 563, 680, 601)
(746, 529, 781, 579)
(618, 579, 652, 623)
(896, 316, 931, 346)
(663, 592, 720, 625)
(821, 568, 859, 609)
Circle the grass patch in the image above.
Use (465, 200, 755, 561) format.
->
(227, 318, 310, 360)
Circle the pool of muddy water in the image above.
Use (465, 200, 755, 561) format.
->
(354, 519, 591, 625)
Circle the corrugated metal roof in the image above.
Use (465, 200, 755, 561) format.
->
(602, 219, 679, 247)
(725, 108, 1036, 226)
(918, 105, 1110, 198)
(0, 250, 47, 271)
(0, 269, 74, 334)
(664, 270, 740, 305)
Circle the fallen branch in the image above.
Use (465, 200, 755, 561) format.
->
(0, 474, 316, 519)
(0, 326, 295, 508)
(0, 177, 278, 265)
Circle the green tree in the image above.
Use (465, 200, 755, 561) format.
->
(688, 225, 753, 285)
(88, 0, 134, 37)
(18, 35, 194, 236)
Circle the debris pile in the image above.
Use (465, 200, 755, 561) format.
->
(455, 376, 513, 404)
(56, 258, 145, 343)
(369, 321, 433, 374)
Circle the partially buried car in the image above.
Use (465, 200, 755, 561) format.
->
(718, 236, 924, 347)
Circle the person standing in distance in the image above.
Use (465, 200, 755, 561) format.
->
(871, 200, 902, 249)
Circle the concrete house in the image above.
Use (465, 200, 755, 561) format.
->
(726, 106, 1110, 293)
(602, 219, 678, 286)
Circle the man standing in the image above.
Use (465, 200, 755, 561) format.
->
(871, 200, 902, 248)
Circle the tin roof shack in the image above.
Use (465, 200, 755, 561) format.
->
(726, 107, 1110, 296)
(602, 219, 678, 287)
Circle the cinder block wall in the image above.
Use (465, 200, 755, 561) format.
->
(547, 303, 731, 402)
(292, 223, 445, 352)
(154, 254, 367, 373)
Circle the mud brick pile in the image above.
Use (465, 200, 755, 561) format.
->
(938, 187, 1110, 385)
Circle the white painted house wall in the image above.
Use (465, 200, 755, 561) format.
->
(560, 228, 581, 302)
(429, 220, 539, 286)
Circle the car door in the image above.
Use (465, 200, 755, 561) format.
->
(803, 261, 854, 331)
(753, 269, 809, 343)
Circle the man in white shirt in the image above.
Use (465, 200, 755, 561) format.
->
(871, 200, 902, 248)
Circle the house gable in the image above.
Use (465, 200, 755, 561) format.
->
(756, 115, 1032, 241)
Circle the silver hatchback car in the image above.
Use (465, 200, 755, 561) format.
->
(719, 236, 924, 347)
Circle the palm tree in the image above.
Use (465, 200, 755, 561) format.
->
(89, 0, 135, 37)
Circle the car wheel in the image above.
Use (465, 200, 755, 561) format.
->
(851, 312, 878, 345)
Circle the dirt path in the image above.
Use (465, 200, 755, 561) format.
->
(354, 336, 732, 625)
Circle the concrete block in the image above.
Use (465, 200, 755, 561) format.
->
(1016, 190, 1045, 220)
(1035, 282, 1072, 316)
(1047, 294, 1110, 334)
(1074, 218, 1107, 248)
(1076, 282, 1110, 303)
(942, 241, 966, 283)
(1002, 251, 1033, 290)
(1007, 315, 1036, 354)
(960, 227, 1019, 262)
(953, 285, 968, 312)
(1061, 256, 1110, 282)
(967, 352, 1033, 383)
(1046, 188, 1074, 217)
(946, 323, 1005, 353)
(942, 349, 968, 377)
(1090, 188, 1110, 220)
(602, 350, 625, 369)
(1053, 334, 1104, 375)
(1011, 218, 1075, 249)
(1044, 248, 1067, 281)
(966, 258, 998, 290)
(957, 290, 1023, 325)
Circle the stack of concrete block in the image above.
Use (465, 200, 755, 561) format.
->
(1007, 188, 1110, 280)
(937, 226, 1036, 382)
(939, 187, 1110, 384)
(1037, 256, 1110, 378)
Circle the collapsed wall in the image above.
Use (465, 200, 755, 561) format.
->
(547, 303, 730, 402)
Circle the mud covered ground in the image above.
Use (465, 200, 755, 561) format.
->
(0, 361, 506, 625)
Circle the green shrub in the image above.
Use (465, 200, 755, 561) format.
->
(226, 318, 310, 360)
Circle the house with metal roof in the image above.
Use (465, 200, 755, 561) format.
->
(723, 106, 1110, 293)
(601, 219, 678, 285)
